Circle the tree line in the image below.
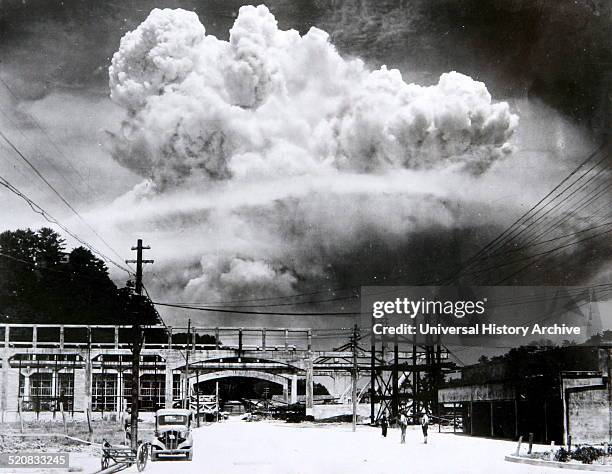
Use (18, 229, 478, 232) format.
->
(0, 227, 158, 326)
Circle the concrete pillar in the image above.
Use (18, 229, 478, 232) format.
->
(165, 366, 174, 408)
(305, 358, 314, 416)
(73, 368, 87, 412)
(84, 354, 92, 413)
(262, 329, 266, 350)
(6, 368, 20, 414)
(283, 380, 289, 404)
(23, 371, 30, 398)
(1, 352, 7, 421)
(291, 374, 298, 404)
(59, 326, 64, 350)
(114, 327, 119, 349)
(32, 326, 37, 349)
(51, 371, 57, 398)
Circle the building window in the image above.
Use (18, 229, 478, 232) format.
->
(122, 373, 165, 412)
(92, 374, 117, 412)
(173, 374, 182, 402)
(19, 372, 74, 412)
(30, 373, 53, 397)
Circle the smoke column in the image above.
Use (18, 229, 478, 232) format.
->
(105, 5, 526, 313)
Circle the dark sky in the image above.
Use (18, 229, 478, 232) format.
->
(0, 0, 609, 132)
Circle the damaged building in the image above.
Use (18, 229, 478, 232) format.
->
(438, 345, 612, 445)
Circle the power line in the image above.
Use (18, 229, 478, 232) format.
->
(152, 301, 361, 316)
(456, 227, 612, 281)
(0, 174, 132, 275)
(444, 143, 608, 283)
(0, 128, 131, 272)
(0, 76, 98, 198)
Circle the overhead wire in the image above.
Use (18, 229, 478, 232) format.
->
(0, 174, 132, 275)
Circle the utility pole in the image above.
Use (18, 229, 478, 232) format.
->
(125, 239, 153, 450)
(215, 381, 219, 423)
(351, 324, 360, 432)
(184, 319, 191, 410)
(370, 314, 376, 425)
(196, 369, 200, 428)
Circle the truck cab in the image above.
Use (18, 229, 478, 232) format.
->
(150, 409, 194, 461)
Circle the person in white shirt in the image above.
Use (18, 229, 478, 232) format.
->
(421, 413, 429, 444)
(399, 412, 408, 444)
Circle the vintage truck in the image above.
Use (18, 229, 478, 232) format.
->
(150, 408, 194, 461)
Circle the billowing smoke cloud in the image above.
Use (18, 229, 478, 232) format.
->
(109, 5, 517, 190)
(102, 5, 606, 315)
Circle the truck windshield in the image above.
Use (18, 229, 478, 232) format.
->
(158, 415, 188, 425)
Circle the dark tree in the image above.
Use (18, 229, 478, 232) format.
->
(0, 227, 159, 326)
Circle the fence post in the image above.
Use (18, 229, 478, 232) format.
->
(18, 398, 23, 433)
(549, 441, 555, 461)
(515, 435, 523, 456)
(86, 407, 93, 441)
(528, 432, 534, 454)
(60, 402, 67, 435)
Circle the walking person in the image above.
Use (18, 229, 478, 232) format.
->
(421, 413, 429, 444)
(399, 412, 408, 444)
(380, 415, 388, 437)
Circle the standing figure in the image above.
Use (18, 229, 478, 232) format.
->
(380, 415, 388, 437)
(399, 412, 408, 444)
(421, 413, 429, 444)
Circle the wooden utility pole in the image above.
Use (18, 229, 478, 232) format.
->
(196, 369, 200, 428)
(125, 239, 153, 450)
(370, 322, 376, 425)
(215, 381, 219, 423)
(351, 324, 360, 432)
(184, 319, 191, 410)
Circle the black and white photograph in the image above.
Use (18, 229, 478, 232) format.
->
(0, 1, 610, 472)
